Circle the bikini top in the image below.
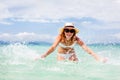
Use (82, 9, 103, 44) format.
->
(59, 41, 77, 48)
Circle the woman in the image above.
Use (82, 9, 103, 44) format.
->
(36, 23, 107, 62)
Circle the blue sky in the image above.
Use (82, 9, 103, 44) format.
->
(0, 0, 120, 44)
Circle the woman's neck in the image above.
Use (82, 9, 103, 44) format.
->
(66, 38, 70, 41)
(65, 36, 71, 40)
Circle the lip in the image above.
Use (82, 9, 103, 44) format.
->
(65, 33, 73, 37)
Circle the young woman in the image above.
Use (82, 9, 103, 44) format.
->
(36, 23, 107, 62)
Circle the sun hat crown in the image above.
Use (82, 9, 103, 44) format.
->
(59, 22, 79, 34)
(64, 23, 74, 27)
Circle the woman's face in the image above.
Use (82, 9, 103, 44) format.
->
(64, 27, 75, 40)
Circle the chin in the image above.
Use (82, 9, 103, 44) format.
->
(66, 36, 72, 39)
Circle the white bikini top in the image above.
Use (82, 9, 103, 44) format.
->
(59, 41, 77, 48)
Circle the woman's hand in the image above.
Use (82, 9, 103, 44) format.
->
(40, 54, 46, 59)
(99, 57, 108, 63)
(34, 54, 45, 61)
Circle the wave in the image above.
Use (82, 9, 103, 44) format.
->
(0, 41, 52, 45)
(0, 42, 120, 66)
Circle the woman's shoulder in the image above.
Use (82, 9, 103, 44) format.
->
(55, 34, 62, 41)
(74, 36, 81, 41)
(75, 36, 84, 45)
(57, 34, 62, 38)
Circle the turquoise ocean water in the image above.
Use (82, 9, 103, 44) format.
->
(0, 42, 120, 80)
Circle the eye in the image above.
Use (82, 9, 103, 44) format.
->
(64, 29, 69, 33)
(70, 29, 75, 33)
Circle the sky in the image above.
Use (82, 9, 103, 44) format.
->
(0, 0, 120, 44)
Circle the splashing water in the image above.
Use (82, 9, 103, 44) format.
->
(0, 43, 120, 80)
(1, 43, 39, 65)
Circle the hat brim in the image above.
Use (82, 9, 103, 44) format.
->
(59, 27, 79, 34)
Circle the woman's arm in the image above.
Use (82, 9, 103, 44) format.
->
(77, 37, 107, 62)
(81, 44, 102, 61)
(40, 35, 61, 58)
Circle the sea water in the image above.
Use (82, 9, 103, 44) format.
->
(0, 42, 120, 80)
